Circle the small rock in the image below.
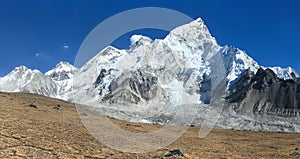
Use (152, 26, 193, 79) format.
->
(29, 103, 37, 109)
(290, 152, 300, 156)
(53, 104, 61, 110)
(126, 123, 142, 128)
(165, 149, 184, 157)
(11, 150, 16, 156)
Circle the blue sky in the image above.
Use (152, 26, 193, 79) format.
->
(0, 0, 299, 76)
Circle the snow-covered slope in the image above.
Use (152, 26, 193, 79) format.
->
(71, 18, 262, 106)
(44, 61, 78, 100)
(71, 18, 219, 107)
(220, 46, 260, 86)
(45, 61, 78, 81)
(73, 46, 127, 104)
(267, 66, 299, 79)
(0, 62, 78, 100)
(0, 66, 58, 97)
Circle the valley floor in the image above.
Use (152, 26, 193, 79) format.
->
(0, 92, 300, 158)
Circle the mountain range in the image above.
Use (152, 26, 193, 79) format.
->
(0, 18, 299, 132)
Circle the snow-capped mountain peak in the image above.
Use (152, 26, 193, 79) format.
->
(79, 46, 126, 73)
(45, 61, 78, 81)
(14, 65, 29, 72)
(1, 18, 298, 100)
(0, 65, 58, 97)
(9, 66, 41, 78)
(268, 66, 299, 79)
(221, 46, 260, 85)
(168, 18, 217, 46)
(55, 61, 76, 69)
(130, 35, 153, 47)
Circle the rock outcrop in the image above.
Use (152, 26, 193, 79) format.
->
(103, 69, 158, 105)
(226, 68, 300, 117)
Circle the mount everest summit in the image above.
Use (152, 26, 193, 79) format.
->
(0, 18, 299, 132)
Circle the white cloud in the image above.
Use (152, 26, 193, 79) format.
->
(34, 52, 51, 61)
(35, 53, 39, 58)
(63, 43, 70, 49)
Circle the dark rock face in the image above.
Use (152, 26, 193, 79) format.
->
(102, 69, 158, 105)
(94, 69, 114, 96)
(94, 69, 107, 88)
(50, 72, 71, 81)
(199, 73, 211, 104)
(226, 68, 300, 117)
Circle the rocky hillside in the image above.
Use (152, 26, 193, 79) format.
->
(226, 68, 300, 117)
(1, 92, 300, 158)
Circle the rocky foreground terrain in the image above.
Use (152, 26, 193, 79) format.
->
(1, 92, 300, 158)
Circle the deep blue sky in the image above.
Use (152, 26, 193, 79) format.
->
(0, 0, 299, 76)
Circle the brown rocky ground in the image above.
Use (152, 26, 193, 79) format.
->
(1, 92, 300, 158)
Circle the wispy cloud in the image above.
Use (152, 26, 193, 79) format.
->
(35, 53, 39, 58)
(34, 52, 51, 61)
(63, 43, 70, 49)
